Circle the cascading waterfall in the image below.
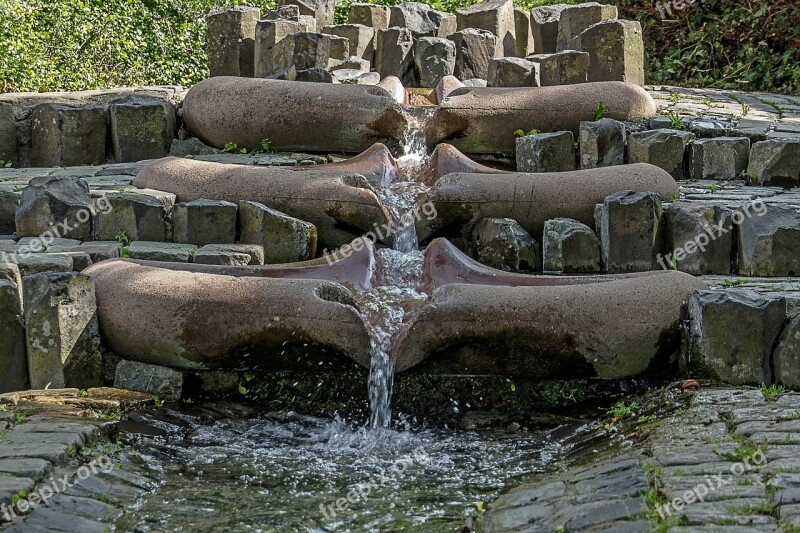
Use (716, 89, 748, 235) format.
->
(362, 107, 435, 430)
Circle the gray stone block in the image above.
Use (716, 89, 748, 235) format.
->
(663, 202, 733, 275)
(263, 5, 301, 20)
(0, 190, 17, 235)
(16, 254, 74, 276)
(291, 33, 333, 70)
(596, 190, 662, 273)
(450, 28, 497, 81)
(542, 217, 600, 273)
(688, 137, 750, 180)
(472, 217, 541, 272)
(254, 19, 306, 77)
(775, 315, 800, 389)
(579, 118, 626, 169)
(556, 2, 617, 51)
(197, 243, 265, 265)
(570, 19, 643, 85)
(456, 0, 516, 57)
(389, 2, 456, 38)
(376, 27, 415, 84)
(280, 0, 335, 29)
(0, 276, 27, 393)
(54, 241, 121, 264)
(321, 24, 376, 62)
(531, 5, 567, 54)
(172, 199, 237, 246)
(30, 104, 107, 167)
(0, 102, 18, 167)
(114, 360, 183, 402)
(238, 201, 317, 264)
(23, 272, 102, 389)
(327, 34, 350, 61)
(527, 50, 589, 85)
(747, 139, 800, 187)
(95, 189, 175, 242)
(206, 6, 260, 77)
(488, 57, 539, 87)
(737, 204, 800, 277)
(124, 241, 197, 263)
(516, 131, 576, 172)
(348, 3, 390, 29)
(514, 8, 535, 57)
(109, 96, 176, 163)
(414, 37, 456, 88)
(15, 176, 93, 240)
(627, 129, 694, 180)
(689, 289, 785, 385)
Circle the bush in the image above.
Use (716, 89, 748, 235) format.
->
(1, 0, 797, 94)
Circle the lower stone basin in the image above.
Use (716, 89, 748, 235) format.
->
(84, 260, 373, 370)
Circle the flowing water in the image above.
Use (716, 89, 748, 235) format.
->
(109, 110, 607, 531)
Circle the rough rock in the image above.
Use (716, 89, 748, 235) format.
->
(389, 3, 456, 38)
(0, 102, 18, 167)
(95, 190, 175, 242)
(527, 50, 589, 86)
(689, 289, 785, 385)
(206, 6, 260, 77)
(569, 19, 643, 85)
(487, 57, 539, 87)
(663, 202, 733, 275)
(747, 139, 800, 187)
(0, 270, 27, 392)
(124, 241, 197, 263)
(291, 33, 334, 69)
(595, 190, 662, 273)
(414, 37, 456, 88)
(114, 360, 184, 402)
(430, 81, 656, 153)
(182, 77, 409, 153)
(542, 217, 601, 273)
(108, 96, 176, 163)
(579, 118, 627, 169)
(23, 272, 102, 389)
(450, 28, 497, 81)
(515, 131, 576, 173)
(375, 27, 415, 85)
(738, 204, 800, 277)
(471, 217, 541, 272)
(30, 104, 107, 167)
(194, 243, 265, 266)
(239, 201, 317, 264)
(322, 24, 376, 62)
(15, 176, 93, 240)
(254, 19, 306, 77)
(85, 260, 373, 369)
(0, 191, 16, 235)
(688, 137, 750, 180)
(434, 76, 465, 105)
(627, 129, 694, 180)
(16, 254, 74, 276)
(419, 163, 678, 243)
(556, 2, 618, 51)
(456, 0, 516, 57)
(279, 0, 335, 29)
(530, 5, 568, 54)
(347, 3, 389, 29)
(172, 199, 238, 246)
(775, 315, 800, 389)
(514, 8, 536, 57)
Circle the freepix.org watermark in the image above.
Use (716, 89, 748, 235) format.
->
(654, 0, 706, 20)
(656, 199, 767, 271)
(657, 448, 765, 520)
(321, 201, 437, 264)
(0, 196, 113, 264)
(319, 446, 431, 522)
(1, 454, 114, 521)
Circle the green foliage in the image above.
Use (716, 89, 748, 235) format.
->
(760, 383, 786, 402)
(609, 400, 639, 418)
(514, 128, 540, 137)
(0, 161, 11, 169)
(664, 111, 685, 129)
(115, 230, 130, 247)
(592, 100, 606, 121)
(223, 141, 248, 154)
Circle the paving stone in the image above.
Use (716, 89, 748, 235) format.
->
(194, 244, 265, 266)
(44, 493, 122, 521)
(64, 472, 144, 506)
(192, 248, 251, 266)
(456, 0, 516, 57)
(689, 289, 785, 385)
(674, 498, 775, 526)
(487, 57, 539, 88)
(124, 241, 197, 263)
(663, 202, 733, 275)
(516, 131, 575, 173)
(0, 458, 52, 480)
(595, 190, 662, 273)
(15, 254, 74, 276)
(30, 249, 91, 271)
(95, 189, 174, 242)
(570, 20, 644, 85)
(579, 118, 626, 169)
(747, 139, 800, 187)
(0, 443, 67, 463)
(737, 204, 800, 277)
(114, 359, 183, 402)
(172, 199, 237, 246)
(238, 201, 317, 264)
(30, 104, 107, 167)
(206, 6, 260, 77)
(561, 497, 647, 531)
(472, 217, 541, 272)
(109, 96, 176, 163)
(688, 138, 751, 180)
(20, 506, 110, 533)
(450, 28, 496, 81)
(542, 217, 600, 273)
(627, 129, 694, 180)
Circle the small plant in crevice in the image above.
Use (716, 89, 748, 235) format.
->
(664, 111, 685, 129)
(609, 400, 640, 418)
(222, 141, 247, 154)
(593, 100, 606, 121)
(0, 160, 11, 169)
(741, 103, 750, 116)
(514, 129, 539, 137)
(760, 383, 785, 402)
(115, 230, 130, 247)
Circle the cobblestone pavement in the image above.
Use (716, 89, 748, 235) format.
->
(485, 388, 800, 532)
(648, 86, 800, 141)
